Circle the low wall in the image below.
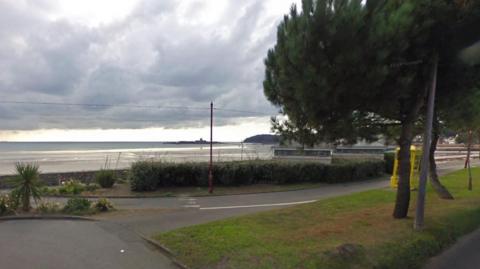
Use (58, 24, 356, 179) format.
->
(333, 153, 385, 160)
(273, 147, 390, 162)
(0, 169, 129, 189)
(273, 148, 332, 163)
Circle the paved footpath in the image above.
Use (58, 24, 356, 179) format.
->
(424, 228, 480, 269)
(423, 160, 480, 269)
(0, 219, 177, 269)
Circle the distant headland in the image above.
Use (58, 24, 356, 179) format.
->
(243, 134, 279, 144)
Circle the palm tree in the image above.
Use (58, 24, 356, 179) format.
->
(12, 163, 41, 212)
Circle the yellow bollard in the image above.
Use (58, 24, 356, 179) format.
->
(390, 145, 422, 189)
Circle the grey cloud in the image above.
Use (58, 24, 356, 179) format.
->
(0, 0, 281, 131)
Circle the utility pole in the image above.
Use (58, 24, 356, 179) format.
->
(208, 101, 214, 194)
(414, 56, 438, 230)
(465, 130, 472, 169)
(468, 129, 473, 190)
(241, 142, 244, 161)
(478, 130, 480, 160)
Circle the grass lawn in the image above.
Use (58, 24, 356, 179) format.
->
(154, 168, 480, 269)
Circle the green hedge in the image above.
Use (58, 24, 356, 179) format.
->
(130, 160, 385, 192)
(384, 152, 395, 174)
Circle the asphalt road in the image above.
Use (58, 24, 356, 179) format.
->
(100, 178, 390, 235)
(421, 161, 480, 269)
(82, 159, 480, 236)
(423, 228, 480, 269)
(0, 219, 177, 269)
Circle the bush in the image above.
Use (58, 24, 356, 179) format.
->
(96, 170, 116, 188)
(40, 186, 58, 196)
(63, 197, 92, 215)
(384, 152, 395, 174)
(12, 163, 41, 212)
(130, 162, 161, 191)
(37, 201, 61, 214)
(84, 183, 99, 192)
(40, 180, 99, 196)
(94, 198, 114, 212)
(130, 160, 386, 192)
(59, 180, 85, 195)
(0, 194, 17, 216)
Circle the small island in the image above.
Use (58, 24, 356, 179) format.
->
(164, 138, 221, 145)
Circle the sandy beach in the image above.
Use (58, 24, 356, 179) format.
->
(0, 142, 274, 176)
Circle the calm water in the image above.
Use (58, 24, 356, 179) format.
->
(0, 142, 246, 153)
(0, 142, 274, 175)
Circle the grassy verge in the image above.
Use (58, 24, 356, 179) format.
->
(155, 168, 480, 269)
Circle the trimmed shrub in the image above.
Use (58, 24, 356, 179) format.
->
(130, 160, 386, 192)
(94, 198, 114, 212)
(384, 152, 395, 174)
(0, 194, 17, 216)
(40, 186, 58, 196)
(63, 197, 92, 215)
(130, 162, 161, 191)
(59, 179, 85, 195)
(352, 160, 385, 180)
(84, 183, 99, 192)
(95, 170, 116, 188)
(324, 163, 354, 183)
(37, 201, 61, 214)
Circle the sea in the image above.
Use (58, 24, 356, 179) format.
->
(0, 142, 274, 176)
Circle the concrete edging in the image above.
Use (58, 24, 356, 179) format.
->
(37, 176, 390, 199)
(41, 194, 174, 199)
(0, 214, 96, 221)
(137, 233, 189, 269)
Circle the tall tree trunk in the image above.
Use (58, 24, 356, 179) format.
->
(465, 130, 472, 168)
(393, 120, 415, 219)
(393, 63, 433, 219)
(429, 117, 454, 199)
(477, 130, 480, 160)
(467, 130, 473, 190)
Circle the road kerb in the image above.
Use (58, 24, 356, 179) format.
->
(137, 232, 189, 269)
(0, 214, 95, 221)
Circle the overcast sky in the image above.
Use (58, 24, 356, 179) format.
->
(0, 0, 300, 141)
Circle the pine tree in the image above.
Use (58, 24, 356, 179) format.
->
(264, 0, 480, 218)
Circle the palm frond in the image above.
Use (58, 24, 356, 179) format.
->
(13, 163, 41, 211)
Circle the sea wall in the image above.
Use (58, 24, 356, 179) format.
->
(0, 169, 129, 189)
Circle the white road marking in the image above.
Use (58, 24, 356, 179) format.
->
(199, 200, 317, 210)
(179, 198, 197, 201)
(182, 205, 201, 208)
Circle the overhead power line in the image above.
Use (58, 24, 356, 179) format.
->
(30, 116, 197, 123)
(0, 100, 209, 111)
(214, 107, 274, 116)
(0, 100, 276, 116)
